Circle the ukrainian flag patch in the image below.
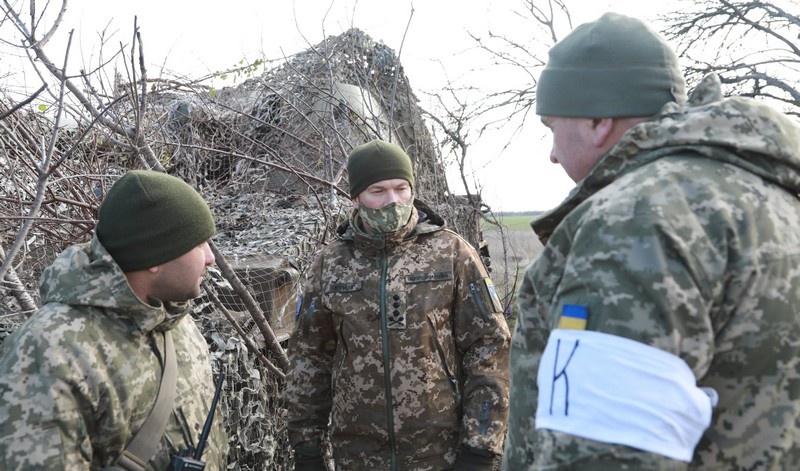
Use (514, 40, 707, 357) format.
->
(485, 278, 503, 313)
(557, 304, 588, 330)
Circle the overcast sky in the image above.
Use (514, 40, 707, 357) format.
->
(3, 0, 684, 212)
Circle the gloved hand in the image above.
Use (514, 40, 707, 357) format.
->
(294, 453, 325, 471)
(453, 446, 496, 471)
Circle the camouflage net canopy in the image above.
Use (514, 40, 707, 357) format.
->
(0, 28, 484, 470)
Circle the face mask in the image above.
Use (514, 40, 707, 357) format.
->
(358, 200, 413, 234)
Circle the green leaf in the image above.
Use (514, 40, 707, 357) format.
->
(209, 88, 217, 99)
(38, 104, 47, 112)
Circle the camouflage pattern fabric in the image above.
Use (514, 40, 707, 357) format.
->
(503, 73, 800, 470)
(285, 201, 510, 470)
(0, 235, 227, 470)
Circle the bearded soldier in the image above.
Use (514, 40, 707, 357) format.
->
(0, 171, 227, 470)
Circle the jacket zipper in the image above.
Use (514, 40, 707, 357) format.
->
(426, 314, 459, 398)
(379, 251, 398, 471)
(469, 282, 492, 322)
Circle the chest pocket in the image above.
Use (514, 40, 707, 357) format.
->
(401, 271, 454, 330)
(323, 280, 364, 319)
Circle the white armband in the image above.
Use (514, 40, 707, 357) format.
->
(536, 329, 717, 462)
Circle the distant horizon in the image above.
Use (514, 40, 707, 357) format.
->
(493, 210, 544, 216)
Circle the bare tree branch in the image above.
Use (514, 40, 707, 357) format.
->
(662, 0, 800, 117)
(0, 26, 72, 288)
(0, 84, 46, 121)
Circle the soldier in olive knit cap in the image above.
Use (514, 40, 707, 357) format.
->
(536, 12, 686, 119)
(0, 169, 227, 469)
(533, 12, 687, 183)
(286, 138, 510, 471)
(97, 169, 217, 302)
(346, 139, 415, 199)
(505, 11, 800, 471)
(343, 139, 417, 234)
(97, 170, 216, 272)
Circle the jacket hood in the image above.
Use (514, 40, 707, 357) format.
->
(39, 235, 189, 334)
(338, 198, 446, 251)
(534, 73, 800, 241)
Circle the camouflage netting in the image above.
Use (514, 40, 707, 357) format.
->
(0, 28, 485, 470)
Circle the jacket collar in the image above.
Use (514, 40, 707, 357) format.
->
(39, 235, 191, 335)
(532, 73, 800, 242)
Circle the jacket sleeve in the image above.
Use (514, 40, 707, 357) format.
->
(0, 332, 93, 469)
(526, 209, 715, 470)
(452, 235, 511, 457)
(284, 252, 337, 454)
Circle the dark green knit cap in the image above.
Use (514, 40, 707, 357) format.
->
(347, 139, 414, 198)
(96, 170, 216, 272)
(537, 12, 687, 118)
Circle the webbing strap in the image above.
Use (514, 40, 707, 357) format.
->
(117, 330, 178, 470)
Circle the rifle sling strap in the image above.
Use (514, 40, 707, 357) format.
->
(117, 330, 178, 471)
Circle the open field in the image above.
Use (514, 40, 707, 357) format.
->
(482, 214, 543, 319)
(492, 214, 537, 232)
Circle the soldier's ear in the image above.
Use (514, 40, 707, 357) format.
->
(352, 197, 360, 209)
(591, 118, 615, 147)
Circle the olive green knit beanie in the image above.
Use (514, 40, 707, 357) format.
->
(96, 170, 216, 272)
(347, 139, 415, 198)
(536, 12, 687, 118)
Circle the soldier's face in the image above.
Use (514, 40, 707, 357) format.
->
(150, 241, 215, 302)
(354, 178, 412, 209)
(541, 115, 604, 183)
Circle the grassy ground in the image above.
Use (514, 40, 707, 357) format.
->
(492, 214, 536, 232)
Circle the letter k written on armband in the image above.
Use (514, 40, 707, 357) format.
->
(557, 304, 587, 330)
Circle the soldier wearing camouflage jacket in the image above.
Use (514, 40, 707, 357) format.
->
(0, 171, 227, 470)
(503, 13, 800, 471)
(286, 140, 510, 471)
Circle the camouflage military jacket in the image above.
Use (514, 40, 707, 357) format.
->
(0, 235, 227, 470)
(503, 74, 800, 470)
(286, 201, 510, 470)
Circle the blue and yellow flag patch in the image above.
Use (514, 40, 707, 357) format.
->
(557, 304, 588, 330)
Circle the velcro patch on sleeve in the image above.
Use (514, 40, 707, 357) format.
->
(469, 277, 503, 321)
(557, 304, 588, 330)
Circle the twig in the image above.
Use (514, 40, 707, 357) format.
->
(0, 84, 48, 121)
(0, 242, 37, 315)
(209, 240, 290, 372)
(203, 281, 286, 380)
(388, 4, 414, 138)
(0, 29, 73, 283)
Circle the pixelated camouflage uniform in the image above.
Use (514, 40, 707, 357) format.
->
(286, 201, 510, 470)
(503, 74, 800, 470)
(0, 235, 227, 470)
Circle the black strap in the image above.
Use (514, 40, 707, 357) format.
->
(117, 330, 178, 470)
